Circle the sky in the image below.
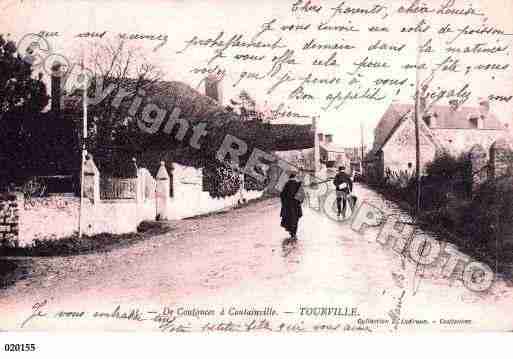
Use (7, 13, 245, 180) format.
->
(2, 0, 513, 148)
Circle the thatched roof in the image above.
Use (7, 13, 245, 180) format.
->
(81, 79, 314, 171)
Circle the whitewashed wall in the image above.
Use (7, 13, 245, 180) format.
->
(82, 199, 138, 236)
(166, 163, 263, 220)
(19, 196, 79, 246)
(14, 160, 263, 247)
(137, 168, 157, 222)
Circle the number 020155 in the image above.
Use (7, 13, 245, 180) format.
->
(4, 344, 37, 352)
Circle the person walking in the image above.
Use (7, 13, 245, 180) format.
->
(333, 166, 353, 218)
(280, 173, 305, 242)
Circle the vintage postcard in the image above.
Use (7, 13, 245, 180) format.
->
(1, 0, 513, 341)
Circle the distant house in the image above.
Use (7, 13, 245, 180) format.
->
(344, 146, 367, 173)
(318, 133, 350, 171)
(275, 148, 315, 173)
(369, 99, 510, 179)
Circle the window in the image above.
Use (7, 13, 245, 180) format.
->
(407, 162, 412, 169)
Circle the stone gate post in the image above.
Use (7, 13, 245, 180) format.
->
(83, 155, 100, 204)
(156, 161, 171, 220)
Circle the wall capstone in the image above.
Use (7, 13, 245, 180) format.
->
(156, 161, 171, 220)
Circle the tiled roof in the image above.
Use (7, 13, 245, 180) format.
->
(424, 105, 503, 129)
(373, 102, 506, 152)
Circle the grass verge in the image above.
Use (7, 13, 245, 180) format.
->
(0, 221, 173, 258)
(367, 182, 513, 280)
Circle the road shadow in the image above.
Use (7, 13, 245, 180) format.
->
(281, 237, 300, 258)
(0, 258, 32, 289)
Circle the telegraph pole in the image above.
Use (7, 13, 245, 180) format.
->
(414, 33, 422, 216)
(78, 61, 88, 238)
(360, 122, 365, 173)
(313, 116, 320, 176)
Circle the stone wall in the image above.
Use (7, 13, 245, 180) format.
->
(489, 138, 513, 179)
(20, 196, 79, 246)
(137, 168, 157, 222)
(382, 118, 436, 175)
(0, 193, 20, 247)
(160, 162, 263, 220)
(81, 199, 138, 236)
(15, 195, 136, 245)
(166, 184, 262, 220)
(79, 156, 148, 237)
(275, 149, 315, 172)
(0, 157, 146, 247)
(432, 128, 507, 156)
(1, 158, 264, 248)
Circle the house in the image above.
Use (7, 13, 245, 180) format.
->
(369, 99, 510, 179)
(344, 146, 367, 173)
(275, 148, 315, 172)
(318, 133, 350, 171)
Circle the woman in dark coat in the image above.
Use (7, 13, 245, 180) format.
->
(280, 173, 305, 241)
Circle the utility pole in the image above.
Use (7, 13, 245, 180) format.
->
(360, 122, 365, 173)
(78, 61, 88, 238)
(414, 86, 421, 215)
(414, 33, 422, 216)
(313, 116, 320, 176)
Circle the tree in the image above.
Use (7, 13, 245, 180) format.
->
(239, 90, 255, 110)
(238, 90, 257, 121)
(70, 39, 313, 175)
(0, 34, 49, 117)
(65, 39, 165, 174)
(84, 39, 162, 140)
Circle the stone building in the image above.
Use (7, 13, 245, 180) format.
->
(318, 133, 350, 172)
(275, 148, 315, 172)
(369, 100, 510, 179)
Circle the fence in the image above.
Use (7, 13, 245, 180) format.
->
(100, 178, 137, 200)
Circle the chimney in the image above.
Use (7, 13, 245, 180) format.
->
(205, 74, 223, 105)
(325, 134, 333, 143)
(318, 133, 324, 142)
(51, 62, 64, 114)
(448, 99, 460, 112)
(473, 98, 489, 129)
(479, 98, 490, 117)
